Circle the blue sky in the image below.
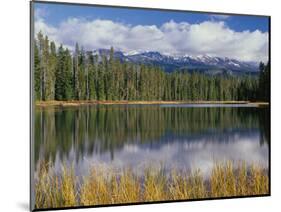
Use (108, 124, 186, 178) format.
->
(34, 2, 269, 62)
(35, 2, 268, 32)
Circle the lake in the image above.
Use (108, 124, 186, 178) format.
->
(34, 104, 269, 178)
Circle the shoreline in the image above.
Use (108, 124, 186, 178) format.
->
(35, 100, 269, 107)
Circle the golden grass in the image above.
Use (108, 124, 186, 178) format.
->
(35, 163, 77, 209)
(143, 168, 166, 201)
(34, 161, 269, 209)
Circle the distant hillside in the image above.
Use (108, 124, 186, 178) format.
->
(92, 49, 259, 76)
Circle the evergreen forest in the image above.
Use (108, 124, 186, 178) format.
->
(34, 32, 270, 102)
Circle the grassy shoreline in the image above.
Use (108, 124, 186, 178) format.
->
(35, 100, 269, 107)
(35, 162, 269, 209)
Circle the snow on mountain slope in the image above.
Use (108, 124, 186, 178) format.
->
(91, 49, 259, 75)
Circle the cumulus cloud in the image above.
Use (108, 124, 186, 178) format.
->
(35, 16, 268, 62)
(34, 7, 48, 20)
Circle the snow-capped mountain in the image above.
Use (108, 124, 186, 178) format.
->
(92, 49, 259, 75)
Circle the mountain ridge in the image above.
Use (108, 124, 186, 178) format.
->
(91, 49, 260, 76)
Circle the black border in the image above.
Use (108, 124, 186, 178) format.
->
(30, 1, 271, 211)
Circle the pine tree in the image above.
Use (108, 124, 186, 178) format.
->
(78, 47, 86, 100)
(97, 55, 106, 100)
(106, 47, 115, 100)
(42, 35, 51, 100)
(87, 51, 97, 100)
(55, 45, 65, 100)
(64, 48, 73, 100)
(73, 43, 80, 100)
(48, 41, 57, 100)
(37, 31, 45, 100)
(258, 62, 270, 101)
(34, 40, 41, 100)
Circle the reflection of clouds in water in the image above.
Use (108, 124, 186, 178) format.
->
(53, 130, 268, 178)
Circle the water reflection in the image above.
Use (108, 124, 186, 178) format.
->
(35, 105, 269, 177)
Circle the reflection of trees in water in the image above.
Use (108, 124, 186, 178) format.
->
(35, 106, 269, 164)
(258, 108, 270, 146)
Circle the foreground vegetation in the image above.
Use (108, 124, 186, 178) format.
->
(35, 162, 268, 209)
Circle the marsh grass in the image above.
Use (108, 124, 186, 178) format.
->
(35, 161, 269, 209)
(249, 165, 269, 195)
(35, 162, 77, 209)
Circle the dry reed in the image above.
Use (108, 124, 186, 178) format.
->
(34, 161, 269, 209)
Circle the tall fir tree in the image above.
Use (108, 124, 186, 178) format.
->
(34, 40, 41, 100)
(73, 43, 80, 100)
(64, 48, 73, 100)
(55, 45, 65, 100)
(78, 47, 86, 100)
(48, 41, 57, 100)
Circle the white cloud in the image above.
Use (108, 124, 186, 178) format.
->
(51, 131, 268, 178)
(34, 7, 48, 20)
(34, 17, 268, 62)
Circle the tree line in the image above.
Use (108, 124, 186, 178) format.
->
(34, 32, 270, 102)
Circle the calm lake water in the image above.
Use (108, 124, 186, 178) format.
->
(34, 105, 269, 177)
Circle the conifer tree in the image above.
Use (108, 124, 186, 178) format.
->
(87, 51, 96, 100)
(55, 45, 65, 100)
(48, 41, 57, 100)
(64, 48, 73, 100)
(73, 43, 80, 100)
(78, 47, 86, 100)
(37, 31, 44, 100)
(34, 40, 41, 100)
(97, 55, 106, 100)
